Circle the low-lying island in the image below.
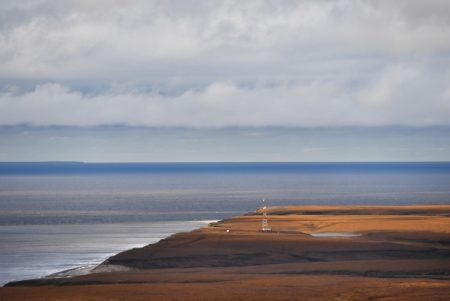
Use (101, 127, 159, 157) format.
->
(2, 205, 450, 300)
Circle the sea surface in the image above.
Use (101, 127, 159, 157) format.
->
(1, 162, 450, 285)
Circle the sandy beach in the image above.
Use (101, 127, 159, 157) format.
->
(2, 205, 450, 300)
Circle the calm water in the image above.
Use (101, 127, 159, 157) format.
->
(1, 162, 450, 285)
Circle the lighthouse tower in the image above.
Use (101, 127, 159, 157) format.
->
(261, 199, 272, 232)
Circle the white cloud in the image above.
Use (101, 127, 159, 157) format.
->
(0, 0, 449, 127)
(1, 61, 448, 127)
(1, 0, 449, 79)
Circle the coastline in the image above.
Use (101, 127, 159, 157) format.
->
(0, 220, 213, 286)
(41, 220, 220, 280)
(2, 205, 450, 300)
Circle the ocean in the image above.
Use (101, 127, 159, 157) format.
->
(1, 162, 450, 285)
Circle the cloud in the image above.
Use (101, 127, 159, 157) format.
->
(0, 0, 449, 127)
(1, 0, 449, 80)
(1, 61, 449, 127)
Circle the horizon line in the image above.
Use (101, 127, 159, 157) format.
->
(1, 161, 450, 164)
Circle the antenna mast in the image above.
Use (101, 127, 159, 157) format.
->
(261, 199, 272, 232)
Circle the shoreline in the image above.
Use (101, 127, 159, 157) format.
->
(41, 220, 220, 281)
(0, 220, 215, 286)
(2, 204, 450, 300)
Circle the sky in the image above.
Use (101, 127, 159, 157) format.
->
(1, 0, 450, 162)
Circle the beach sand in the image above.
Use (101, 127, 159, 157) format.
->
(2, 205, 450, 300)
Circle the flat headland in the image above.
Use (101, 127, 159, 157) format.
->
(2, 205, 450, 300)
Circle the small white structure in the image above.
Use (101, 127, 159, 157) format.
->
(261, 199, 272, 232)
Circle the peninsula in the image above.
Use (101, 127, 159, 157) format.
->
(2, 205, 450, 300)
